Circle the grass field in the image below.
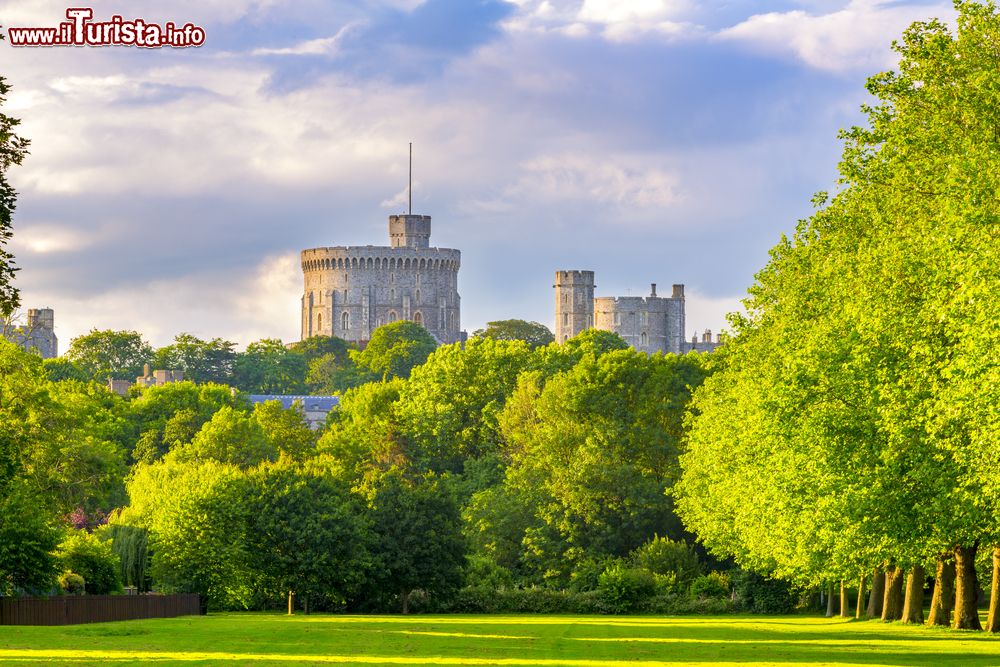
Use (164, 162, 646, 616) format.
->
(2, 613, 1000, 666)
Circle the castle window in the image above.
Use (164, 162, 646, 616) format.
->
(562, 293, 569, 304)
(413, 311, 423, 325)
(415, 289, 421, 303)
(613, 312, 620, 326)
(391, 272, 395, 284)
(640, 311, 648, 326)
(341, 311, 350, 330)
(391, 288, 396, 301)
(588, 314, 593, 328)
(389, 311, 398, 323)
(563, 313, 569, 326)
(640, 332, 648, 346)
(318, 313, 323, 331)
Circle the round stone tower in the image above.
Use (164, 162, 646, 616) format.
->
(301, 213, 461, 345)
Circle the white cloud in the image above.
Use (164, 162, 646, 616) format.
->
(501, 152, 683, 210)
(717, 0, 956, 72)
(11, 224, 96, 255)
(504, 0, 699, 42)
(250, 22, 360, 56)
(35, 253, 301, 349)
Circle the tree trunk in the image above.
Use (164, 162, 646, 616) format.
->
(986, 547, 1000, 632)
(881, 566, 904, 621)
(825, 581, 835, 617)
(304, 594, 310, 616)
(401, 589, 410, 615)
(867, 567, 885, 619)
(287, 590, 295, 615)
(953, 544, 982, 630)
(902, 565, 925, 624)
(856, 574, 866, 619)
(928, 555, 955, 627)
(840, 580, 850, 617)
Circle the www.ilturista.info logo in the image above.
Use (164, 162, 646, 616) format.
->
(5, 8, 206, 48)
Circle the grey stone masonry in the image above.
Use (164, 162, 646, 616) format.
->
(2, 308, 58, 359)
(301, 213, 461, 345)
(555, 273, 716, 355)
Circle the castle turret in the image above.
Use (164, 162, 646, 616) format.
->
(554, 270, 595, 343)
(389, 214, 431, 249)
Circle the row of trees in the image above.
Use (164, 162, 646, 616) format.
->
(676, 1, 1000, 631)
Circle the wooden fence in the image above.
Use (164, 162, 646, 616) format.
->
(0, 594, 200, 625)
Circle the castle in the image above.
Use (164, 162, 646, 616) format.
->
(300, 213, 462, 345)
(2, 308, 58, 358)
(554, 271, 721, 354)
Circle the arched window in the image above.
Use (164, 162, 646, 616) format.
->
(341, 311, 350, 330)
(415, 288, 421, 303)
(389, 311, 398, 323)
(413, 311, 422, 325)
(640, 332, 648, 346)
(318, 313, 323, 331)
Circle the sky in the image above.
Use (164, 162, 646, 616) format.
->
(1, 0, 956, 350)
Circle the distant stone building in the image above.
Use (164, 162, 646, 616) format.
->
(687, 330, 723, 353)
(300, 212, 462, 345)
(107, 364, 184, 396)
(554, 270, 721, 354)
(2, 308, 58, 358)
(248, 395, 340, 430)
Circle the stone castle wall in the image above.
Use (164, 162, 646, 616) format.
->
(554, 270, 595, 343)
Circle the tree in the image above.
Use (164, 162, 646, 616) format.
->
(359, 469, 466, 612)
(42, 358, 90, 382)
(306, 353, 368, 395)
(0, 51, 30, 318)
(472, 320, 554, 349)
(153, 334, 237, 385)
(351, 321, 437, 381)
(55, 530, 122, 595)
(289, 335, 355, 363)
(252, 400, 318, 461)
(175, 405, 277, 468)
(66, 329, 153, 381)
(233, 339, 308, 394)
(242, 461, 370, 611)
(0, 482, 58, 595)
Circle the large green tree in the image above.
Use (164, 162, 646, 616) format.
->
(472, 320, 554, 349)
(0, 49, 29, 317)
(351, 321, 437, 382)
(67, 329, 154, 381)
(153, 334, 237, 385)
(233, 339, 308, 395)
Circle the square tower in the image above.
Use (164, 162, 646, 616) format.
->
(554, 270, 595, 343)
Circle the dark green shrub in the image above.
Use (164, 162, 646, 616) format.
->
(465, 554, 515, 590)
(690, 571, 730, 600)
(598, 563, 657, 613)
(58, 571, 85, 595)
(630, 536, 702, 590)
(731, 570, 797, 614)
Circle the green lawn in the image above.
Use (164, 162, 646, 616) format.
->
(2, 613, 999, 666)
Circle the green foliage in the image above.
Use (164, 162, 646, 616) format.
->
(306, 352, 368, 395)
(597, 562, 658, 613)
(351, 321, 437, 382)
(359, 469, 466, 612)
(55, 530, 122, 595)
(630, 536, 703, 590)
(42, 358, 89, 382)
(464, 553, 515, 591)
(317, 379, 407, 475)
(232, 339, 308, 394)
(252, 400, 317, 461)
(152, 334, 237, 385)
(58, 571, 85, 594)
(690, 572, 730, 600)
(66, 329, 153, 381)
(290, 335, 355, 363)
(730, 570, 797, 614)
(0, 68, 29, 317)
(176, 405, 277, 468)
(103, 524, 149, 590)
(0, 481, 58, 595)
(242, 461, 370, 606)
(472, 320, 554, 349)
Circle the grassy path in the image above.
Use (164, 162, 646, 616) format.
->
(2, 613, 999, 666)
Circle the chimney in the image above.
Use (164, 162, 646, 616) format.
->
(143, 363, 150, 377)
(650, 283, 657, 298)
(716, 333, 723, 344)
(672, 284, 684, 298)
(702, 330, 712, 343)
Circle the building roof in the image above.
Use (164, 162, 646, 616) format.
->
(247, 395, 340, 411)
